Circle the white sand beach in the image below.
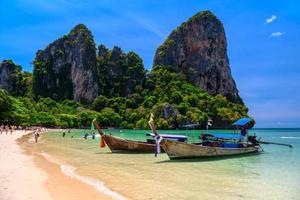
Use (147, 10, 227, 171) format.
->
(0, 130, 51, 200)
(0, 131, 112, 200)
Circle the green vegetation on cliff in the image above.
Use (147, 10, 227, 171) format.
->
(157, 11, 218, 60)
(0, 65, 248, 129)
(96, 45, 146, 97)
(0, 60, 32, 96)
(0, 16, 250, 129)
(32, 24, 98, 102)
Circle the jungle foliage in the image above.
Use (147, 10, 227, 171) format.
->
(0, 64, 248, 129)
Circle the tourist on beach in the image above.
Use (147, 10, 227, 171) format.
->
(83, 133, 89, 140)
(92, 133, 95, 139)
(34, 130, 40, 143)
(62, 132, 66, 137)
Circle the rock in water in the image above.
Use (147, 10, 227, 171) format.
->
(153, 10, 242, 103)
(33, 24, 98, 103)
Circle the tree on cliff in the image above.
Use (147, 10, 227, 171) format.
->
(96, 45, 146, 97)
(0, 60, 32, 96)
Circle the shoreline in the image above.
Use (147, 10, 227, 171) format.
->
(32, 151, 114, 200)
(0, 130, 114, 200)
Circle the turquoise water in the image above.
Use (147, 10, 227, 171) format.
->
(39, 128, 300, 200)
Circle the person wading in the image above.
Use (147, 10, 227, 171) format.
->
(34, 130, 40, 143)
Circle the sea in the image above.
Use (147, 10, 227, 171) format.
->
(33, 128, 300, 200)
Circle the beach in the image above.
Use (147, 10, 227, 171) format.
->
(0, 130, 113, 200)
(1, 129, 299, 200)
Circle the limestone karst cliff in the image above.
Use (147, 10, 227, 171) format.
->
(33, 24, 98, 103)
(0, 60, 31, 96)
(153, 10, 242, 103)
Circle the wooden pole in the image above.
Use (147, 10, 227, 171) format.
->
(93, 119, 103, 136)
(148, 113, 158, 135)
(92, 119, 105, 148)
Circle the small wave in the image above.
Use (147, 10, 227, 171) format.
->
(41, 152, 63, 165)
(41, 152, 126, 200)
(61, 165, 126, 200)
(280, 137, 300, 139)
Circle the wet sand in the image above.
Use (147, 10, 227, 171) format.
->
(0, 131, 112, 200)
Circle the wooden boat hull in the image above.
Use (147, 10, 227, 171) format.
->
(161, 139, 260, 160)
(103, 134, 159, 153)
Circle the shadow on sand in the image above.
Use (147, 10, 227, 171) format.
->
(95, 151, 154, 155)
(156, 152, 261, 163)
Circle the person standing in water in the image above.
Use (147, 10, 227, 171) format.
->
(34, 130, 40, 143)
(84, 133, 89, 140)
(92, 133, 95, 139)
(62, 132, 66, 137)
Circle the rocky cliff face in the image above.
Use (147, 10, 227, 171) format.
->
(0, 60, 18, 94)
(153, 10, 242, 103)
(33, 24, 98, 102)
(0, 60, 30, 96)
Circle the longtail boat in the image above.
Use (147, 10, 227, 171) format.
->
(160, 117, 292, 160)
(160, 118, 259, 159)
(161, 139, 260, 159)
(93, 118, 187, 153)
(98, 133, 158, 153)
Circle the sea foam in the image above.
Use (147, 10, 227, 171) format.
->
(41, 152, 126, 200)
(280, 136, 300, 139)
(60, 165, 126, 200)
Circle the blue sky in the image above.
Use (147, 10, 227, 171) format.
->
(1, 0, 299, 128)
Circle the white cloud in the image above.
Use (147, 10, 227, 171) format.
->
(270, 32, 283, 37)
(266, 15, 277, 24)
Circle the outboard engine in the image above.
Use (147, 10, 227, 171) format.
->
(248, 135, 258, 145)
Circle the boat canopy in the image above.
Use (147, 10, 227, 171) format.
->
(210, 133, 244, 140)
(232, 117, 255, 129)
